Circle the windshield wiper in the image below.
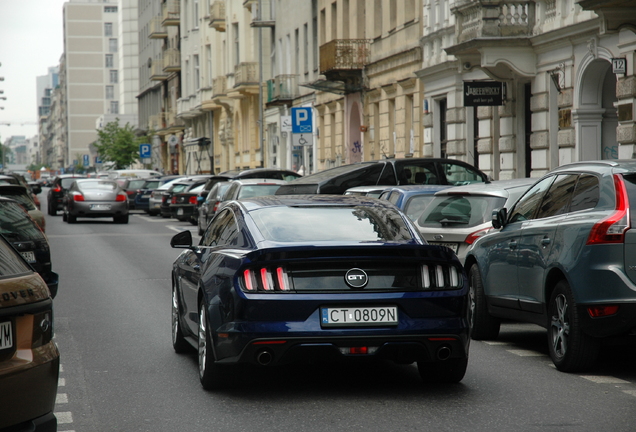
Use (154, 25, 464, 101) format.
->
(438, 218, 469, 226)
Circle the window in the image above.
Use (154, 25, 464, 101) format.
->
(194, 0, 199, 28)
(104, 22, 113, 36)
(233, 23, 240, 66)
(535, 174, 578, 219)
(105, 85, 114, 99)
(105, 54, 114, 68)
(104, 6, 117, 13)
(202, 210, 235, 247)
(570, 174, 600, 213)
(110, 101, 119, 114)
(439, 98, 447, 158)
(194, 55, 200, 91)
(294, 28, 299, 75)
(109, 38, 118, 53)
(206, 45, 212, 87)
(508, 176, 555, 223)
(303, 24, 309, 74)
(109, 70, 118, 84)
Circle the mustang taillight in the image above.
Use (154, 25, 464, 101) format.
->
(421, 264, 461, 290)
(242, 267, 291, 292)
(115, 193, 127, 202)
(72, 193, 85, 202)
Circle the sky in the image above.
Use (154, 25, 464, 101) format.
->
(0, 0, 68, 141)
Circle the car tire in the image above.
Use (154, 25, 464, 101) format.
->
(171, 284, 191, 354)
(67, 213, 76, 224)
(197, 217, 205, 236)
(114, 215, 129, 224)
(468, 264, 500, 340)
(548, 280, 600, 372)
(62, 210, 67, 222)
(198, 303, 229, 390)
(189, 215, 197, 226)
(47, 203, 56, 216)
(418, 357, 468, 384)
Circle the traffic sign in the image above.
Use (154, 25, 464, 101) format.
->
(291, 107, 313, 134)
(83, 154, 89, 167)
(139, 143, 152, 159)
(292, 133, 313, 147)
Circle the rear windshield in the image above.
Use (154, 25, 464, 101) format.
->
(143, 180, 160, 189)
(418, 195, 506, 228)
(250, 206, 415, 242)
(171, 184, 189, 193)
(0, 190, 36, 211)
(77, 181, 117, 191)
(0, 201, 46, 242)
(404, 195, 436, 222)
(61, 177, 85, 188)
(0, 237, 31, 276)
(237, 185, 282, 199)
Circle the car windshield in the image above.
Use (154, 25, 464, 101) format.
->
(0, 201, 46, 242)
(128, 180, 147, 189)
(418, 195, 506, 228)
(237, 184, 282, 199)
(0, 190, 36, 211)
(250, 206, 415, 242)
(77, 181, 117, 191)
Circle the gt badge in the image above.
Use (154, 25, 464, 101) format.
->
(345, 268, 369, 289)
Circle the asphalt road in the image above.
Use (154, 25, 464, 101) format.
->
(42, 193, 636, 432)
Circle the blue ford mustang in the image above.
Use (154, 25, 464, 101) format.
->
(170, 195, 470, 389)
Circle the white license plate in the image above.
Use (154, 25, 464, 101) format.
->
(321, 306, 398, 327)
(430, 242, 459, 253)
(20, 251, 36, 263)
(177, 208, 184, 215)
(142, 194, 150, 198)
(0, 321, 13, 350)
(90, 204, 111, 211)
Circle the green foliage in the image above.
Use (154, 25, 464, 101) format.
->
(94, 119, 143, 170)
(27, 163, 49, 172)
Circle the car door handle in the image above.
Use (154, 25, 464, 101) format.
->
(508, 240, 517, 249)
(541, 237, 551, 246)
(192, 264, 200, 271)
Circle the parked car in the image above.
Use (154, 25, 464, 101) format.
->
(159, 176, 213, 218)
(148, 176, 187, 216)
(115, 178, 147, 209)
(276, 158, 488, 196)
(62, 179, 129, 224)
(135, 175, 183, 214)
(219, 178, 287, 203)
(0, 232, 59, 431)
(47, 174, 87, 215)
(415, 179, 536, 263)
(0, 197, 59, 298)
(170, 183, 206, 223)
(197, 181, 232, 236)
(344, 185, 394, 198)
(376, 185, 453, 222)
(0, 184, 46, 232)
(170, 195, 470, 389)
(465, 160, 636, 372)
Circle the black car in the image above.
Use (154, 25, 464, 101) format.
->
(134, 175, 183, 213)
(275, 158, 488, 196)
(47, 174, 87, 215)
(0, 197, 59, 298)
(160, 176, 213, 218)
(197, 181, 232, 235)
(171, 195, 470, 389)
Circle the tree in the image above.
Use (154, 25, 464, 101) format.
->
(94, 119, 143, 169)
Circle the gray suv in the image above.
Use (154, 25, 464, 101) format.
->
(465, 160, 636, 372)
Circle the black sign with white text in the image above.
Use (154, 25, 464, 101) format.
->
(464, 81, 504, 106)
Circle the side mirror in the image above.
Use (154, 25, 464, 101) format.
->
(170, 230, 193, 248)
(29, 182, 42, 195)
(492, 208, 507, 229)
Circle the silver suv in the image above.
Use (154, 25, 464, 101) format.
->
(465, 160, 636, 372)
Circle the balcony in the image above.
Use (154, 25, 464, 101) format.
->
(162, 0, 180, 26)
(163, 48, 181, 73)
(266, 75, 298, 106)
(249, 0, 275, 28)
(149, 16, 167, 39)
(319, 39, 370, 84)
(212, 76, 227, 97)
(150, 58, 168, 81)
(577, 0, 636, 33)
(453, 0, 535, 43)
(209, 1, 226, 32)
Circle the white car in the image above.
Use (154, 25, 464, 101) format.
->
(415, 178, 536, 263)
(148, 177, 186, 215)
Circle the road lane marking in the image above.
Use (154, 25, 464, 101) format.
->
(507, 349, 546, 357)
(56, 411, 73, 424)
(580, 376, 630, 384)
(56, 393, 68, 404)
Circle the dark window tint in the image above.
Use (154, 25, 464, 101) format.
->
(237, 185, 282, 199)
(508, 176, 555, 223)
(250, 206, 415, 242)
(418, 195, 506, 228)
(0, 190, 35, 211)
(377, 163, 397, 185)
(441, 162, 485, 185)
(143, 180, 160, 189)
(535, 174, 577, 219)
(61, 178, 84, 188)
(395, 162, 437, 185)
(321, 164, 386, 194)
(0, 202, 46, 242)
(0, 237, 31, 276)
(570, 174, 600, 212)
(202, 209, 235, 247)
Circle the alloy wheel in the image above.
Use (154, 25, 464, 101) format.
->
(198, 304, 207, 379)
(550, 293, 569, 359)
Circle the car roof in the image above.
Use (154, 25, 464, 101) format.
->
(229, 178, 288, 185)
(382, 185, 452, 194)
(432, 177, 537, 197)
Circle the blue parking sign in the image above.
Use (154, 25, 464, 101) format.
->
(139, 143, 151, 159)
(83, 154, 89, 167)
(291, 107, 313, 134)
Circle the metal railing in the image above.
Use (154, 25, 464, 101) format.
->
(319, 39, 370, 74)
(267, 74, 297, 102)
